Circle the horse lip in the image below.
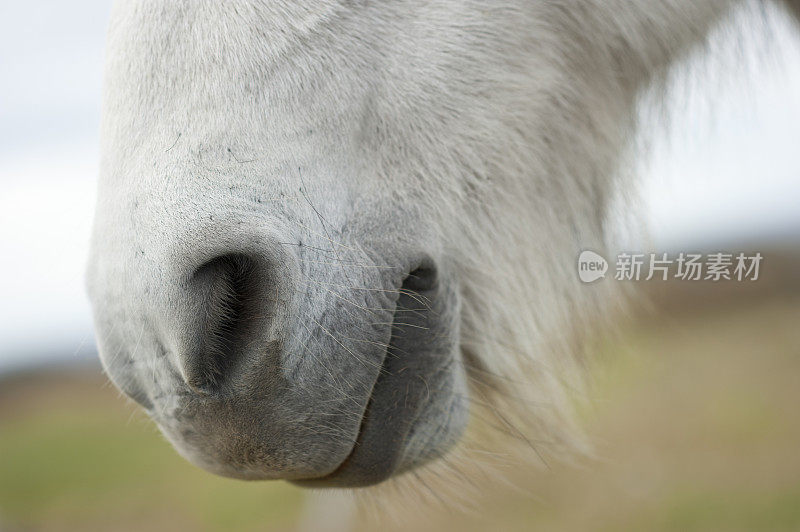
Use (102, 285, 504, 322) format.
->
(291, 345, 391, 487)
(292, 265, 447, 488)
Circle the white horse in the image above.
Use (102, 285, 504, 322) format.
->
(87, 0, 799, 494)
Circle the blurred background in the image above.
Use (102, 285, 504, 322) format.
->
(1, 2, 799, 531)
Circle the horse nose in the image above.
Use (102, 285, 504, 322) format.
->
(173, 252, 276, 393)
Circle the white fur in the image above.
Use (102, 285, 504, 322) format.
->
(89, 0, 800, 509)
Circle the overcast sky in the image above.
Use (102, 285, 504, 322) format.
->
(1, 2, 799, 371)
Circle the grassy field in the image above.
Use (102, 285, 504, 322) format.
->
(1, 294, 799, 531)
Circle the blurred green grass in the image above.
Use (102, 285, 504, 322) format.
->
(1, 294, 799, 531)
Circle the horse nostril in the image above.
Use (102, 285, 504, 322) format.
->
(402, 266, 438, 293)
(186, 253, 261, 391)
